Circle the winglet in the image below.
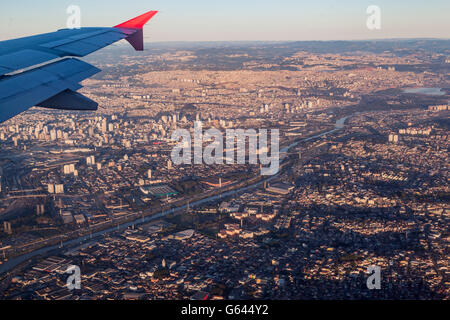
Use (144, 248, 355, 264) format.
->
(114, 10, 158, 51)
(114, 10, 158, 29)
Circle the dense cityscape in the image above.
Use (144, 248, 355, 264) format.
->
(0, 40, 448, 300)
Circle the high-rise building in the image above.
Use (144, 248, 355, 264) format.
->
(101, 119, 107, 133)
(36, 204, 45, 215)
(389, 134, 399, 143)
(50, 129, 57, 141)
(87, 155, 95, 166)
(3, 221, 12, 235)
(55, 184, 64, 194)
(63, 165, 70, 175)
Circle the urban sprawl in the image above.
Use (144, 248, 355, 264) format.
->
(0, 41, 448, 300)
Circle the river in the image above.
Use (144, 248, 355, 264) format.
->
(402, 87, 446, 96)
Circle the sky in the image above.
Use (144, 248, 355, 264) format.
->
(0, 0, 449, 42)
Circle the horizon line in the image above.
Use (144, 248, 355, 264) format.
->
(135, 37, 450, 45)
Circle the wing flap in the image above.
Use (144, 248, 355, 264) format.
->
(0, 49, 59, 76)
(0, 70, 57, 99)
(0, 85, 61, 123)
(37, 89, 98, 111)
(37, 59, 100, 83)
(0, 58, 100, 123)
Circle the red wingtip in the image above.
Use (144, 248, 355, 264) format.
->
(114, 10, 158, 29)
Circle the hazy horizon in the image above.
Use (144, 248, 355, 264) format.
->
(1, 0, 449, 42)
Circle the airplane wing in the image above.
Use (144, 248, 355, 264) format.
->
(0, 10, 158, 124)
